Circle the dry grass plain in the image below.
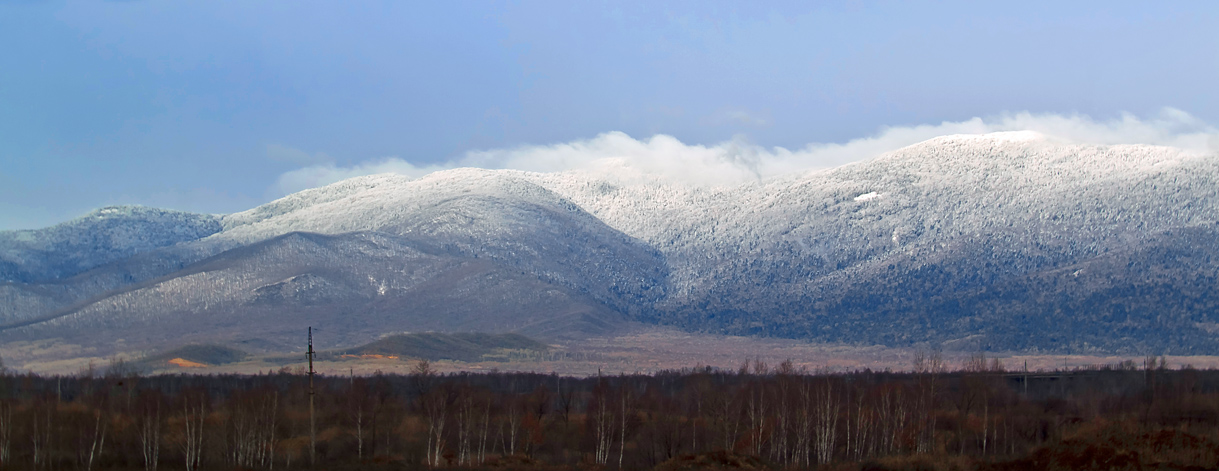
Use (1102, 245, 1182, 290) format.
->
(8, 326, 1219, 377)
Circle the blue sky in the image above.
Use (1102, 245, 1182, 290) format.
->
(1, 1, 1217, 230)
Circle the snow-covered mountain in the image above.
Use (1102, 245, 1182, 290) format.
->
(213, 168, 668, 318)
(3, 132, 1218, 354)
(0, 207, 224, 327)
(532, 131, 1214, 302)
(16, 231, 625, 351)
(0, 206, 222, 283)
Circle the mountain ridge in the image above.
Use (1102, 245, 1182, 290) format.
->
(3, 133, 1218, 356)
(0, 205, 222, 283)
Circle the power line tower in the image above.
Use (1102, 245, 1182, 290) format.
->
(308, 326, 316, 467)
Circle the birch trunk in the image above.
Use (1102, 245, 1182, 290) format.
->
(138, 404, 160, 471)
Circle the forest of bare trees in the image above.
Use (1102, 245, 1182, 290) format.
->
(0, 354, 1217, 470)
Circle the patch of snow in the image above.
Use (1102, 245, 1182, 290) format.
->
(854, 191, 881, 202)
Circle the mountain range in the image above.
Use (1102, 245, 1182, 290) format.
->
(3, 132, 1218, 357)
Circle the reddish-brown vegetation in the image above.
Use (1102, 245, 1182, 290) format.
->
(0, 355, 1217, 470)
(166, 358, 207, 368)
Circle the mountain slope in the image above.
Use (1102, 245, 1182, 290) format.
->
(5, 133, 1219, 355)
(6, 231, 625, 352)
(523, 132, 1219, 351)
(215, 169, 667, 317)
(0, 206, 222, 283)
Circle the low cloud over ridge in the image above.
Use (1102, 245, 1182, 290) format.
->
(273, 108, 1219, 196)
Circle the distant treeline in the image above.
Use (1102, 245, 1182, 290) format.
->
(0, 354, 1217, 470)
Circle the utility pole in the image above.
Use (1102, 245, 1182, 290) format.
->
(308, 327, 316, 467)
(1023, 360, 1028, 396)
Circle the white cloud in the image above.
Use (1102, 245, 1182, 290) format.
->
(271, 108, 1219, 195)
(990, 108, 1217, 151)
(272, 159, 450, 197)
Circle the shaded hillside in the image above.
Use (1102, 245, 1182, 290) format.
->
(137, 344, 249, 370)
(666, 224, 1219, 354)
(0, 239, 234, 325)
(0, 231, 625, 354)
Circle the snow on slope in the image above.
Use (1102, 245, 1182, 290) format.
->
(220, 169, 580, 240)
(520, 131, 1218, 309)
(26, 231, 623, 349)
(212, 168, 667, 315)
(8, 132, 1219, 352)
(0, 206, 222, 283)
(196, 132, 1218, 316)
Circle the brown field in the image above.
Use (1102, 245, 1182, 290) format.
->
(7, 326, 1219, 377)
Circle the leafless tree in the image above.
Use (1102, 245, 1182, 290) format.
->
(589, 377, 614, 465)
(846, 384, 875, 461)
(685, 373, 709, 455)
(794, 378, 813, 467)
(913, 348, 945, 454)
(82, 410, 107, 471)
(812, 377, 840, 466)
(180, 396, 206, 471)
(478, 395, 492, 464)
(745, 375, 767, 457)
(347, 376, 370, 460)
(456, 387, 477, 465)
(618, 376, 635, 470)
(30, 402, 53, 470)
(707, 379, 742, 453)
(137, 395, 161, 471)
(875, 382, 908, 456)
(226, 390, 277, 469)
(0, 401, 11, 469)
(421, 388, 449, 467)
(771, 360, 796, 465)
